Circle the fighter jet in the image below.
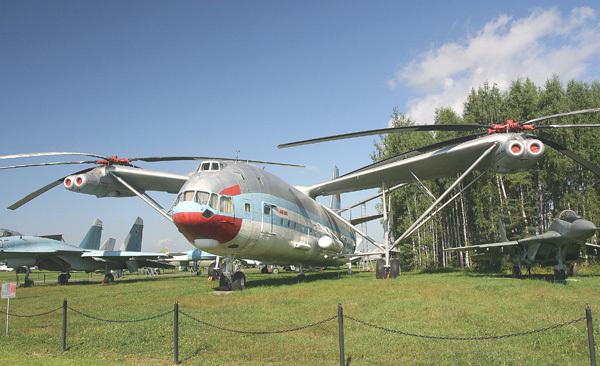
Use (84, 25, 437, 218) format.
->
(445, 210, 599, 280)
(0, 217, 170, 286)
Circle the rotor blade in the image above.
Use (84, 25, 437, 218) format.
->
(0, 152, 105, 160)
(340, 132, 487, 178)
(535, 124, 600, 129)
(129, 156, 305, 168)
(277, 124, 488, 149)
(534, 135, 600, 178)
(7, 167, 95, 210)
(524, 108, 600, 125)
(0, 160, 97, 170)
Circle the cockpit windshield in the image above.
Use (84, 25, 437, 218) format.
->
(0, 229, 21, 238)
(558, 210, 580, 223)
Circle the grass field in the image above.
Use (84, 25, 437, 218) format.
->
(0, 266, 599, 366)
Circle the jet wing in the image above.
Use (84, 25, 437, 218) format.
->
(110, 165, 189, 194)
(446, 231, 562, 252)
(445, 241, 519, 252)
(305, 135, 497, 197)
(516, 231, 562, 245)
(81, 250, 170, 260)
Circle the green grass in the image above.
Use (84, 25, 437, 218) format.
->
(0, 267, 599, 365)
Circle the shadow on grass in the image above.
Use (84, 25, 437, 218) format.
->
(464, 271, 570, 284)
(28, 273, 196, 287)
(244, 271, 346, 288)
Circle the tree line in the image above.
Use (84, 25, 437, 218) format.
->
(372, 77, 600, 270)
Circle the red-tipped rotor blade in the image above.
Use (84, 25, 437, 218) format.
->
(129, 156, 305, 168)
(535, 124, 600, 129)
(0, 160, 97, 170)
(524, 108, 600, 125)
(277, 124, 487, 149)
(7, 167, 95, 210)
(0, 152, 105, 160)
(535, 135, 600, 178)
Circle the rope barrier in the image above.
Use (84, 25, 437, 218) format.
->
(180, 310, 337, 334)
(2, 306, 63, 318)
(67, 306, 173, 323)
(344, 315, 586, 341)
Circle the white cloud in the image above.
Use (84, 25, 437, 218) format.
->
(390, 7, 600, 124)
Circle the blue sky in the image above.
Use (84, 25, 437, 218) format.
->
(1, 1, 599, 251)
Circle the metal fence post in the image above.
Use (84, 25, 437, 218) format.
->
(174, 302, 180, 364)
(338, 303, 345, 366)
(62, 299, 67, 352)
(587, 304, 596, 366)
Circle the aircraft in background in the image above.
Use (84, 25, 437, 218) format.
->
(0, 217, 170, 285)
(2, 108, 600, 289)
(445, 210, 599, 279)
(162, 248, 216, 273)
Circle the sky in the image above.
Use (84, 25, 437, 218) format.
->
(1, 1, 599, 252)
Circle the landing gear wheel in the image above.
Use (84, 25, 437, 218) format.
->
(390, 259, 400, 278)
(261, 266, 269, 274)
(102, 273, 115, 284)
(375, 259, 386, 279)
(568, 263, 577, 277)
(219, 273, 232, 291)
(272, 267, 279, 274)
(231, 271, 246, 291)
(58, 273, 70, 285)
(554, 269, 567, 281)
(23, 278, 34, 287)
(512, 264, 522, 278)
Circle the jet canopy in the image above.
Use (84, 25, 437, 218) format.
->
(558, 210, 580, 223)
(0, 229, 21, 237)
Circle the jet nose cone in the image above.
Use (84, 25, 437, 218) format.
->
(572, 220, 597, 239)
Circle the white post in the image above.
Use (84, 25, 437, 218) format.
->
(5, 298, 9, 336)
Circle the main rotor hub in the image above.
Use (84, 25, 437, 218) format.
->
(95, 155, 130, 166)
(487, 120, 536, 134)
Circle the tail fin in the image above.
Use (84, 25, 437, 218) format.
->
(100, 238, 116, 251)
(124, 217, 144, 251)
(79, 219, 103, 250)
(497, 218, 508, 242)
(329, 165, 341, 210)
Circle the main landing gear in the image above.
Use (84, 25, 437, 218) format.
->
(58, 273, 71, 285)
(102, 265, 115, 284)
(375, 259, 400, 279)
(18, 267, 35, 287)
(217, 258, 246, 291)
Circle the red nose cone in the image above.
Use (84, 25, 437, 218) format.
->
(511, 144, 522, 154)
(173, 211, 242, 244)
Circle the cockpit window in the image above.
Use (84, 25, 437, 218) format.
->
(211, 162, 220, 170)
(201, 162, 211, 171)
(220, 196, 233, 214)
(558, 210, 580, 223)
(209, 193, 218, 209)
(182, 191, 195, 202)
(195, 191, 210, 205)
(199, 161, 224, 172)
(0, 229, 20, 237)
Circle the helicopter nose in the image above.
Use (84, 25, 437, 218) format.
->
(572, 219, 597, 239)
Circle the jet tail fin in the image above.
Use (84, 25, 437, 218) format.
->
(124, 217, 144, 251)
(497, 218, 508, 242)
(79, 219, 103, 250)
(100, 238, 116, 251)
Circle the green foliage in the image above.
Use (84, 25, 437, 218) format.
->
(374, 77, 600, 270)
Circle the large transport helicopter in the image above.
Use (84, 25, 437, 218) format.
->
(2, 108, 600, 289)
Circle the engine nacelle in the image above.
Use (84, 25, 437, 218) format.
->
(62, 167, 135, 198)
(318, 235, 343, 253)
(492, 137, 545, 173)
